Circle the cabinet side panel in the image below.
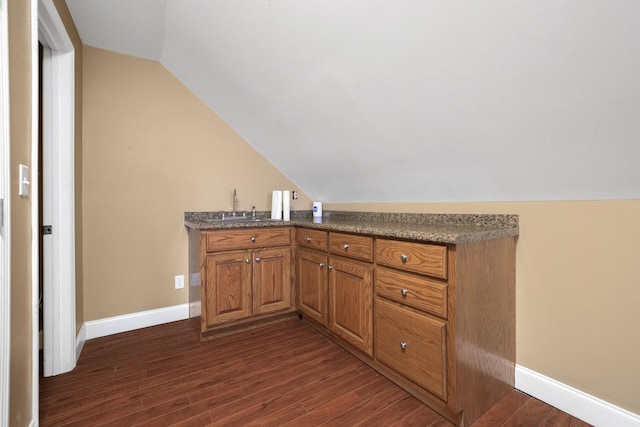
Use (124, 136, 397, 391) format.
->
(188, 229, 203, 334)
(454, 237, 516, 425)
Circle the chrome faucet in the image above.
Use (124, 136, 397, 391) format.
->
(232, 188, 238, 216)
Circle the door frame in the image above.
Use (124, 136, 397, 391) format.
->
(37, 0, 76, 381)
(0, 0, 11, 425)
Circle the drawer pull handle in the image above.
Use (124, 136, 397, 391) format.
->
(400, 254, 409, 263)
(401, 289, 408, 297)
(319, 263, 325, 268)
(245, 258, 251, 264)
(306, 237, 312, 242)
(328, 265, 334, 270)
(255, 257, 261, 263)
(400, 342, 407, 351)
(251, 236, 257, 242)
(343, 243, 350, 250)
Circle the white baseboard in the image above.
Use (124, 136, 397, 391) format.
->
(76, 322, 86, 362)
(515, 365, 640, 427)
(83, 304, 189, 340)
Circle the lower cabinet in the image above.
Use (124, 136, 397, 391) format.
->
(204, 250, 252, 328)
(297, 248, 328, 327)
(328, 256, 373, 357)
(294, 231, 516, 427)
(190, 222, 514, 426)
(295, 230, 375, 358)
(192, 227, 294, 340)
(253, 247, 292, 315)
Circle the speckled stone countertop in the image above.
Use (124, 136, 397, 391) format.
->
(185, 210, 519, 244)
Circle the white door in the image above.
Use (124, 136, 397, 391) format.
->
(39, 0, 77, 377)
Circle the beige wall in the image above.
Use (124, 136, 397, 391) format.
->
(7, 1, 82, 423)
(325, 200, 640, 415)
(53, 0, 84, 332)
(8, 0, 33, 424)
(82, 47, 311, 321)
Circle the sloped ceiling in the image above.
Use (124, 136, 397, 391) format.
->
(66, 0, 640, 203)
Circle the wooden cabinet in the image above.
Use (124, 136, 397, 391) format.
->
(253, 247, 292, 315)
(296, 228, 329, 327)
(193, 227, 294, 340)
(204, 250, 252, 328)
(376, 239, 447, 279)
(296, 230, 375, 358)
(376, 266, 447, 318)
(373, 237, 516, 426)
(375, 297, 447, 400)
(328, 231, 373, 262)
(295, 227, 328, 252)
(297, 248, 328, 327)
(327, 232, 374, 357)
(328, 256, 373, 357)
(375, 239, 449, 403)
(189, 219, 515, 426)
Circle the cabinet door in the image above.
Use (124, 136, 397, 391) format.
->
(205, 251, 252, 328)
(297, 248, 328, 327)
(328, 256, 373, 357)
(253, 247, 292, 315)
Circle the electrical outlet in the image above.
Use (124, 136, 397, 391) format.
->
(292, 190, 298, 200)
(174, 275, 185, 289)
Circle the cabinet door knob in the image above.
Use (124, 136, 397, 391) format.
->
(245, 258, 251, 264)
(319, 263, 325, 268)
(328, 265, 334, 270)
(400, 342, 407, 351)
(343, 243, 350, 250)
(400, 254, 408, 263)
(306, 237, 312, 242)
(401, 289, 408, 297)
(250, 236, 256, 242)
(255, 257, 261, 263)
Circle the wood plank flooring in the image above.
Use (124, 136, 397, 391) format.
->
(40, 319, 591, 426)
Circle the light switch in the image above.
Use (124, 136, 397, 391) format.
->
(19, 164, 30, 197)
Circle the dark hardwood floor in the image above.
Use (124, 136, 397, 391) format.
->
(40, 318, 591, 426)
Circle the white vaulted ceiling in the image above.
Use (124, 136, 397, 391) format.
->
(66, 0, 640, 202)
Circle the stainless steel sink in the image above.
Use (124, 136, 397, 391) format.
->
(203, 217, 275, 223)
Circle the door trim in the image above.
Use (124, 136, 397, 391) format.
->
(0, 0, 11, 425)
(38, 0, 76, 380)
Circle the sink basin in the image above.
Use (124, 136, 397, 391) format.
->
(203, 217, 275, 223)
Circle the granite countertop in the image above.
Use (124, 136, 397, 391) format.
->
(185, 211, 519, 244)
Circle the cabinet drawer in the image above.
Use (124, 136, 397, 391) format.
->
(206, 228, 291, 252)
(375, 298, 447, 401)
(376, 239, 447, 280)
(376, 267, 447, 318)
(328, 232, 373, 262)
(295, 228, 328, 251)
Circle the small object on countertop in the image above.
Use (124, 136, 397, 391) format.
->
(271, 190, 283, 220)
(283, 191, 290, 221)
(313, 201, 322, 218)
